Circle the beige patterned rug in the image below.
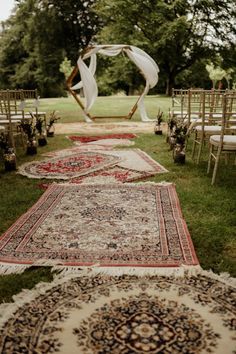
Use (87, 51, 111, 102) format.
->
(0, 183, 198, 273)
(0, 270, 235, 353)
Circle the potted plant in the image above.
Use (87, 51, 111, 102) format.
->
(154, 110, 163, 135)
(167, 117, 177, 149)
(20, 119, 37, 155)
(172, 122, 188, 164)
(35, 114, 47, 146)
(46, 111, 60, 137)
(0, 132, 17, 171)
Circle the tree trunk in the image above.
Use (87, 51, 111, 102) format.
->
(165, 75, 175, 96)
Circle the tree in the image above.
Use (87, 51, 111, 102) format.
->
(94, 0, 236, 95)
(0, 0, 101, 96)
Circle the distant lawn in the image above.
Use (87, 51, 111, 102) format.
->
(39, 94, 171, 123)
(0, 95, 235, 303)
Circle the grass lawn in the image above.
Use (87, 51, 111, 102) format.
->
(0, 95, 235, 303)
(39, 94, 171, 123)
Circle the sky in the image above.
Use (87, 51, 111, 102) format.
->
(0, 0, 16, 22)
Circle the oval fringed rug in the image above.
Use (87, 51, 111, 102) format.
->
(17, 151, 121, 180)
(0, 271, 235, 353)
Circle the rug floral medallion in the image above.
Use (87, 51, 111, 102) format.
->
(0, 274, 235, 353)
(0, 183, 198, 268)
(17, 151, 121, 180)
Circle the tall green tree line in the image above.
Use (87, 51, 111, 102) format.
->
(0, 0, 235, 96)
(0, 0, 100, 96)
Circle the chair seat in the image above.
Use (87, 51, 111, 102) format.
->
(210, 135, 236, 150)
(195, 125, 221, 134)
(0, 119, 21, 124)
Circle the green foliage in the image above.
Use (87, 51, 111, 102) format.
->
(94, 0, 236, 95)
(59, 57, 73, 79)
(205, 63, 226, 88)
(0, 0, 101, 97)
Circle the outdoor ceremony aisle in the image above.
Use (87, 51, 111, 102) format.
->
(0, 131, 235, 354)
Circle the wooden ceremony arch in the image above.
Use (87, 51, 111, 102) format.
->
(66, 45, 159, 122)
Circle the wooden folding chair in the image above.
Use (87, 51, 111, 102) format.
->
(191, 90, 228, 164)
(207, 92, 236, 185)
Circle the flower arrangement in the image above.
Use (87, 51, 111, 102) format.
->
(33, 113, 47, 146)
(0, 132, 10, 153)
(47, 111, 61, 137)
(19, 118, 37, 155)
(173, 122, 188, 145)
(0, 132, 16, 170)
(154, 109, 164, 135)
(167, 117, 188, 164)
(20, 118, 36, 143)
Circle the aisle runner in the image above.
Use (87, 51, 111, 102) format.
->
(0, 183, 198, 272)
(0, 272, 235, 353)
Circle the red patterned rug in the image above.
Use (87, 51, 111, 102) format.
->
(68, 133, 137, 143)
(0, 183, 198, 272)
(20, 149, 168, 181)
(18, 152, 121, 180)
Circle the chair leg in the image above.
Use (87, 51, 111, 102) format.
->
(211, 147, 221, 185)
(207, 144, 213, 174)
(196, 135, 204, 164)
(191, 132, 197, 159)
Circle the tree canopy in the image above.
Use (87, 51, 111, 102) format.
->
(94, 0, 236, 95)
(0, 0, 235, 96)
(0, 0, 100, 96)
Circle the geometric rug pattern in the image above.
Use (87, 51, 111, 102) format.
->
(0, 273, 235, 353)
(0, 183, 198, 270)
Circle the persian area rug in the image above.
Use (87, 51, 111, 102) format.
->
(0, 272, 235, 354)
(68, 133, 137, 143)
(0, 183, 198, 272)
(69, 165, 159, 184)
(100, 148, 168, 173)
(17, 151, 121, 180)
(42, 148, 168, 183)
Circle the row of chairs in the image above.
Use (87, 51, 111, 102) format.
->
(169, 89, 236, 184)
(0, 89, 46, 149)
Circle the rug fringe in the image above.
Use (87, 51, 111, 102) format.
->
(52, 265, 196, 277)
(0, 263, 31, 275)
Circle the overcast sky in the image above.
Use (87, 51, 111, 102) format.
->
(0, 0, 16, 22)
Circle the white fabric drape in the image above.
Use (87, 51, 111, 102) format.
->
(71, 45, 159, 122)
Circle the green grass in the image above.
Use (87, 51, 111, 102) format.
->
(0, 95, 235, 303)
(39, 94, 171, 123)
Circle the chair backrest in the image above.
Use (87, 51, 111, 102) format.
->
(21, 89, 40, 115)
(217, 93, 236, 148)
(0, 89, 40, 117)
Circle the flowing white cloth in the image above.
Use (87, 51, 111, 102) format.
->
(71, 45, 159, 122)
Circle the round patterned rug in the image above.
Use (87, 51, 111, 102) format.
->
(0, 271, 235, 353)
